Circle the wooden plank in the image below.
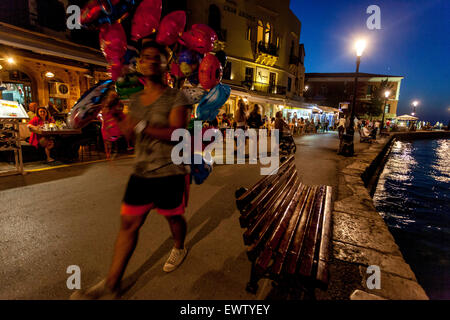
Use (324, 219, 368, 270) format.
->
(298, 185, 325, 278)
(254, 181, 304, 274)
(239, 163, 296, 227)
(271, 185, 310, 276)
(235, 155, 294, 209)
(243, 172, 297, 245)
(316, 186, 333, 287)
(284, 186, 317, 275)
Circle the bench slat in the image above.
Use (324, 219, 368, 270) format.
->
(236, 156, 294, 210)
(283, 186, 317, 275)
(240, 163, 297, 227)
(270, 185, 311, 276)
(254, 182, 304, 274)
(297, 185, 326, 278)
(316, 186, 333, 287)
(243, 172, 298, 246)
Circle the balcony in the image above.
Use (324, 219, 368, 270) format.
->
(242, 80, 286, 95)
(255, 41, 279, 67)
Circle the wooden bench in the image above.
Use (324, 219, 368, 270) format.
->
(235, 155, 332, 299)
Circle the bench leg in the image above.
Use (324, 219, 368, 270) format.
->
(246, 262, 260, 294)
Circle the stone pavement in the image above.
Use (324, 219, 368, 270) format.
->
(0, 130, 428, 300)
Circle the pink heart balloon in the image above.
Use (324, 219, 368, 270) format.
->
(99, 22, 127, 63)
(131, 0, 162, 41)
(156, 11, 186, 46)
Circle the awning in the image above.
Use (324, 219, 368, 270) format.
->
(0, 22, 107, 67)
(317, 106, 339, 113)
(230, 88, 315, 110)
(396, 114, 418, 121)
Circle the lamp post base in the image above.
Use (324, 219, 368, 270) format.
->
(338, 133, 355, 156)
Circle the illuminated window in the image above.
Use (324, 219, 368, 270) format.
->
(257, 20, 264, 43)
(265, 23, 271, 44)
(276, 36, 280, 48)
(385, 104, 390, 113)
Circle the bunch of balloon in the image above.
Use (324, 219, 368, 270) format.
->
(68, 0, 231, 136)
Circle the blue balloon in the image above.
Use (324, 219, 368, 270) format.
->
(196, 83, 231, 121)
(97, 0, 136, 26)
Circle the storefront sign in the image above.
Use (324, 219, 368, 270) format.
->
(256, 67, 270, 84)
(0, 99, 28, 119)
(224, 5, 257, 22)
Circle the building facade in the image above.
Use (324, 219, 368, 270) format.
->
(0, 0, 108, 112)
(186, 0, 310, 119)
(304, 73, 404, 120)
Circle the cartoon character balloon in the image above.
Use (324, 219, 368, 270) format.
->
(198, 53, 222, 90)
(156, 10, 186, 46)
(68, 80, 114, 129)
(178, 49, 201, 77)
(196, 83, 231, 121)
(131, 0, 162, 41)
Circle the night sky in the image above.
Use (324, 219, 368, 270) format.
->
(290, 0, 450, 124)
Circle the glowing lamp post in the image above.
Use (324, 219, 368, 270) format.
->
(412, 100, 419, 116)
(381, 90, 390, 132)
(339, 39, 366, 156)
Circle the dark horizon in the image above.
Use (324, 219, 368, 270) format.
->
(291, 0, 450, 125)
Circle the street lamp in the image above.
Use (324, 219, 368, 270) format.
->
(381, 90, 390, 132)
(412, 100, 419, 115)
(338, 39, 366, 156)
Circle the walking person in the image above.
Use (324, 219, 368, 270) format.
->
(70, 40, 192, 300)
(247, 104, 263, 129)
(235, 99, 248, 130)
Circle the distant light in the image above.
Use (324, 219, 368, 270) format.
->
(45, 72, 55, 78)
(7, 57, 15, 64)
(305, 85, 309, 91)
(411, 112, 415, 116)
(412, 100, 419, 107)
(355, 39, 367, 57)
(384, 90, 390, 98)
(0, 64, 2, 70)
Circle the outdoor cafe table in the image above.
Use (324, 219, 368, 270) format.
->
(36, 128, 82, 136)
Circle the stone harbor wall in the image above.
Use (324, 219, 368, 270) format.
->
(319, 133, 439, 300)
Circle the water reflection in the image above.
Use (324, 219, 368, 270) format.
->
(373, 138, 450, 299)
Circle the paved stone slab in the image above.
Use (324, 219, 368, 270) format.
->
(333, 196, 379, 219)
(333, 241, 417, 280)
(332, 211, 400, 254)
(359, 266, 429, 300)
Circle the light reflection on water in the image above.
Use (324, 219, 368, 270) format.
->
(373, 138, 450, 299)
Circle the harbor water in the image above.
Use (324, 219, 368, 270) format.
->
(373, 138, 450, 299)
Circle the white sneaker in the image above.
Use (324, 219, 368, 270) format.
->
(69, 279, 119, 300)
(163, 247, 188, 273)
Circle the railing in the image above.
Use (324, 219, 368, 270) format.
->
(257, 41, 279, 57)
(241, 81, 286, 95)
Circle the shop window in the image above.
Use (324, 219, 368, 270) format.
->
(257, 20, 264, 43)
(0, 70, 33, 105)
(385, 104, 390, 113)
(320, 85, 328, 95)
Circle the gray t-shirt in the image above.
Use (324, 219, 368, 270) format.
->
(129, 87, 191, 178)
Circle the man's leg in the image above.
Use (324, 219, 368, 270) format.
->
(165, 215, 187, 249)
(105, 211, 149, 291)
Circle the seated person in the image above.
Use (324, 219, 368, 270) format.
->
(360, 125, 372, 139)
(275, 111, 291, 137)
(27, 107, 56, 162)
(27, 102, 38, 120)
